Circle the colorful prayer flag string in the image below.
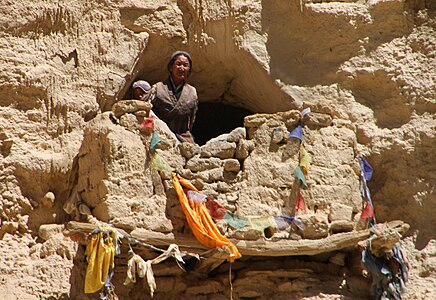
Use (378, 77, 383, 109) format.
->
(290, 111, 312, 215)
(359, 156, 376, 226)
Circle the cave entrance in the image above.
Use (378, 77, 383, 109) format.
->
(191, 102, 252, 146)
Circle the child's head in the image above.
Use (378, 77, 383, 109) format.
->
(132, 80, 151, 100)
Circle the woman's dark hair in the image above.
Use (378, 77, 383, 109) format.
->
(167, 51, 192, 75)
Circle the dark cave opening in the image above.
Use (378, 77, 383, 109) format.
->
(191, 102, 252, 146)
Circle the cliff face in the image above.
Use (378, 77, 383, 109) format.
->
(0, 0, 435, 299)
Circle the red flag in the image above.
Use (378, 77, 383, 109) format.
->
(294, 190, 307, 213)
(140, 116, 154, 134)
(361, 202, 374, 218)
(205, 197, 227, 220)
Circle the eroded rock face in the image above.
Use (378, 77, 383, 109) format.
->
(0, 0, 435, 299)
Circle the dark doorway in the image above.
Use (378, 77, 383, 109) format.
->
(191, 102, 252, 145)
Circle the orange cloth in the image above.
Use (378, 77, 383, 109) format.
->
(172, 174, 241, 262)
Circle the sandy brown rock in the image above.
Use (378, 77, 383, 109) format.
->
(0, 0, 434, 299)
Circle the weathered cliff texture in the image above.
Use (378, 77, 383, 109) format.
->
(0, 0, 435, 299)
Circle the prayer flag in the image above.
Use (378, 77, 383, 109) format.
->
(299, 144, 311, 175)
(247, 216, 276, 232)
(361, 202, 374, 219)
(273, 216, 294, 230)
(151, 153, 173, 173)
(292, 217, 305, 230)
(205, 197, 227, 220)
(302, 107, 311, 117)
(140, 116, 155, 135)
(294, 190, 307, 213)
(294, 166, 308, 189)
(187, 190, 208, 205)
(149, 131, 161, 152)
(360, 157, 373, 181)
(223, 211, 248, 230)
(84, 230, 116, 294)
(289, 124, 303, 142)
(273, 216, 305, 230)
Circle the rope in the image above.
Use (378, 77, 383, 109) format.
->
(229, 263, 233, 300)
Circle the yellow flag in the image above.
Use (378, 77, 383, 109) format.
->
(299, 144, 311, 175)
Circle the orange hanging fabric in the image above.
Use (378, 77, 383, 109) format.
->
(172, 173, 241, 262)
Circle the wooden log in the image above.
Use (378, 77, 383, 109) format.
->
(233, 229, 370, 256)
(64, 220, 409, 257)
(64, 221, 207, 252)
(358, 221, 410, 256)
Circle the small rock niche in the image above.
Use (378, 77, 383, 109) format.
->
(192, 102, 252, 145)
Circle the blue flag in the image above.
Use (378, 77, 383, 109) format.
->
(360, 157, 373, 181)
(289, 124, 303, 142)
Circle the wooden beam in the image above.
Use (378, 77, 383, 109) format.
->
(233, 229, 371, 256)
(64, 220, 409, 257)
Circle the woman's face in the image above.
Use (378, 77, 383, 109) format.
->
(170, 55, 190, 85)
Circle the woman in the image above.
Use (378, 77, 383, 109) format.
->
(151, 51, 198, 143)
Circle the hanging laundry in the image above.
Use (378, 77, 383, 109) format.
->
(392, 244, 409, 284)
(205, 197, 227, 220)
(299, 144, 311, 175)
(84, 228, 119, 294)
(289, 123, 303, 142)
(294, 165, 308, 189)
(294, 190, 307, 214)
(173, 174, 241, 262)
(124, 244, 188, 297)
(124, 251, 147, 285)
(359, 156, 373, 182)
(151, 153, 173, 173)
(362, 243, 409, 300)
(149, 131, 161, 152)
